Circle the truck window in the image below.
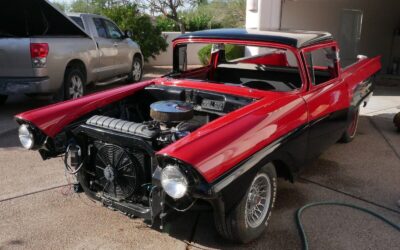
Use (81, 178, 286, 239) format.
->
(70, 16, 85, 30)
(104, 20, 123, 39)
(305, 47, 338, 85)
(93, 18, 108, 38)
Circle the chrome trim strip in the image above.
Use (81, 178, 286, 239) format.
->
(211, 141, 281, 193)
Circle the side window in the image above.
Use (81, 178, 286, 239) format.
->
(93, 18, 107, 38)
(70, 16, 85, 30)
(305, 47, 338, 85)
(104, 20, 123, 39)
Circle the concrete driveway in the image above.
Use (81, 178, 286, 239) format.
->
(0, 72, 399, 250)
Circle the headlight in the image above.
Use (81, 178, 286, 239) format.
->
(18, 124, 34, 149)
(161, 165, 188, 199)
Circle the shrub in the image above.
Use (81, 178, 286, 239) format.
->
(156, 11, 222, 32)
(155, 16, 180, 32)
(102, 4, 168, 61)
(198, 44, 245, 65)
(198, 44, 212, 65)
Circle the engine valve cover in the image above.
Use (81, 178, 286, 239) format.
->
(150, 100, 193, 123)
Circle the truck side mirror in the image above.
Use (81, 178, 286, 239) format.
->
(124, 30, 132, 38)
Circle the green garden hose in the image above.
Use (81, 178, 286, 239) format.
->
(296, 201, 400, 250)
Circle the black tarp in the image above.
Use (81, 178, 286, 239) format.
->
(0, 0, 89, 37)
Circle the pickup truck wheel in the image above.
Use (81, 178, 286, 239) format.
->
(340, 107, 360, 143)
(64, 67, 85, 100)
(215, 163, 277, 243)
(0, 95, 7, 105)
(127, 56, 143, 83)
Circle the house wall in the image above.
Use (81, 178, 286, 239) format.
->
(281, 0, 400, 71)
(147, 32, 203, 66)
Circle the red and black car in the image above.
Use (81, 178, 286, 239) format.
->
(16, 29, 381, 243)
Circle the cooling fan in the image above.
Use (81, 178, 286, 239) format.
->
(94, 143, 139, 201)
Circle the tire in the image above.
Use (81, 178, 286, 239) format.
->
(127, 56, 143, 83)
(339, 107, 360, 143)
(53, 67, 86, 102)
(0, 95, 8, 105)
(215, 163, 277, 243)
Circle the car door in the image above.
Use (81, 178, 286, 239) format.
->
(92, 17, 118, 80)
(301, 43, 350, 160)
(103, 19, 131, 75)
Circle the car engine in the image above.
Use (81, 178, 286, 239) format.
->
(69, 86, 253, 214)
(85, 100, 203, 150)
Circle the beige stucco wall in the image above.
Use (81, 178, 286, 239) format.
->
(281, 0, 400, 71)
(147, 32, 203, 66)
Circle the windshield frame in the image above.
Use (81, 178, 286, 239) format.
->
(172, 38, 307, 93)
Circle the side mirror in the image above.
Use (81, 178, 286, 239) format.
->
(124, 30, 132, 38)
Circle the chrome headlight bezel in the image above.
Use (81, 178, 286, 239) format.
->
(161, 164, 189, 199)
(18, 124, 35, 149)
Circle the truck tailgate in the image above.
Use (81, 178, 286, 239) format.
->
(0, 38, 34, 77)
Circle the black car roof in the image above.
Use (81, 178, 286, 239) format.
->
(174, 28, 333, 48)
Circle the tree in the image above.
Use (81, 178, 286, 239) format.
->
(51, 1, 69, 12)
(101, 3, 168, 60)
(144, 0, 196, 33)
(70, 0, 102, 13)
(195, 0, 245, 28)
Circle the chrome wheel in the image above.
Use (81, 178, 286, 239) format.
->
(69, 74, 84, 99)
(132, 60, 142, 82)
(245, 173, 272, 228)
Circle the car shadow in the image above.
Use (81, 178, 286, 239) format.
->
(0, 128, 20, 148)
(155, 180, 305, 249)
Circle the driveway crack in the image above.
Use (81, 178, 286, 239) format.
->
(368, 117, 400, 161)
(0, 184, 70, 203)
(300, 177, 400, 215)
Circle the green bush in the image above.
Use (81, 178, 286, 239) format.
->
(155, 16, 180, 32)
(101, 4, 168, 61)
(198, 45, 212, 65)
(156, 11, 222, 32)
(225, 44, 245, 61)
(198, 44, 245, 65)
(182, 12, 222, 31)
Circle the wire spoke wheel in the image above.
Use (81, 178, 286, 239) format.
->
(245, 173, 272, 228)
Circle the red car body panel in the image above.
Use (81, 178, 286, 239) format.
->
(15, 35, 381, 184)
(158, 93, 307, 182)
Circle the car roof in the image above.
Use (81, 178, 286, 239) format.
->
(174, 28, 333, 48)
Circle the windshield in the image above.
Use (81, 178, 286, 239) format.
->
(172, 42, 302, 92)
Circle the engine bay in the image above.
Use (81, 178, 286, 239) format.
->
(67, 85, 254, 211)
(82, 85, 254, 150)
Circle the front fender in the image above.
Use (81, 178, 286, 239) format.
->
(158, 94, 308, 183)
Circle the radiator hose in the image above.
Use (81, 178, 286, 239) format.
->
(296, 201, 400, 250)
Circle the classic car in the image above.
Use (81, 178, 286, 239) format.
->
(15, 29, 381, 243)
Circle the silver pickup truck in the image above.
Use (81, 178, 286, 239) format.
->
(0, 0, 143, 104)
